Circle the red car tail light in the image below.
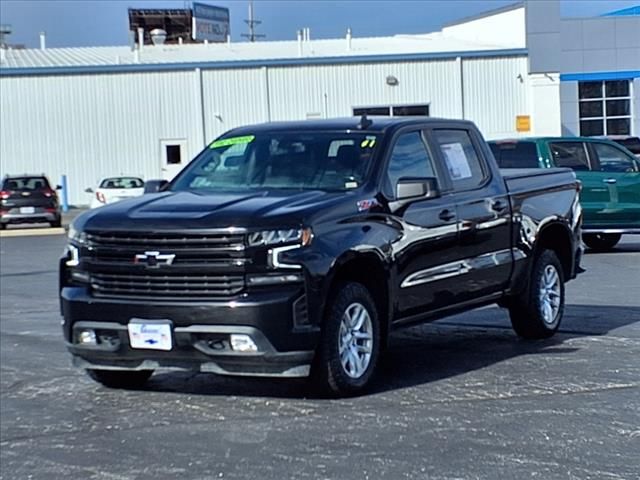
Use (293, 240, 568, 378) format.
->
(43, 188, 56, 198)
(96, 191, 106, 204)
(0, 190, 11, 200)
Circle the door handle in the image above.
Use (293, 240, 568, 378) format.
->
(438, 209, 456, 221)
(603, 178, 617, 184)
(491, 200, 508, 212)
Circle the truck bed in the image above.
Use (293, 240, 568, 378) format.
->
(501, 167, 578, 196)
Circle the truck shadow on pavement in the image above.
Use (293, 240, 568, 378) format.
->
(141, 303, 640, 399)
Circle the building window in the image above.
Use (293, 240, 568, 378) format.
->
(166, 144, 182, 165)
(578, 80, 632, 136)
(353, 104, 429, 117)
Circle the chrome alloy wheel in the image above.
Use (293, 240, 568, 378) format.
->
(539, 264, 561, 325)
(338, 302, 373, 379)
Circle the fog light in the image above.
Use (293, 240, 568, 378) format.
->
(230, 334, 258, 352)
(77, 329, 97, 345)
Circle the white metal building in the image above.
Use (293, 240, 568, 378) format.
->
(0, 1, 638, 206)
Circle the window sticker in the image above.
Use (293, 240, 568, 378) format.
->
(360, 136, 377, 148)
(210, 135, 255, 149)
(441, 142, 473, 179)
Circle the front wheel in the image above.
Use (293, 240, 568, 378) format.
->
(508, 249, 565, 339)
(86, 369, 153, 389)
(583, 233, 621, 252)
(311, 282, 380, 396)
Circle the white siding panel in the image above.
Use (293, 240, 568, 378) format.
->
(462, 56, 530, 139)
(0, 71, 201, 205)
(267, 60, 462, 120)
(201, 68, 269, 141)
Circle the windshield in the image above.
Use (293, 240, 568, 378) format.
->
(171, 131, 380, 192)
(99, 177, 144, 189)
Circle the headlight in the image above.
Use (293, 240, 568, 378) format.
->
(248, 228, 313, 247)
(67, 223, 87, 245)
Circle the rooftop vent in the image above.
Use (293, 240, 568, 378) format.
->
(150, 28, 167, 46)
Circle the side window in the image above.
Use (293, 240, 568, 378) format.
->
(549, 142, 591, 171)
(386, 132, 436, 195)
(593, 143, 638, 173)
(433, 129, 486, 190)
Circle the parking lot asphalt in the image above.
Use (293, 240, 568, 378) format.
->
(1, 233, 639, 480)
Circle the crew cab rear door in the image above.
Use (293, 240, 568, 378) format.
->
(429, 127, 512, 301)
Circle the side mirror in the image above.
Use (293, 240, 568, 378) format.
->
(396, 177, 440, 201)
(143, 179, 169, 194)
(56, 185, 62, 190)
(84, 187, 94, 193)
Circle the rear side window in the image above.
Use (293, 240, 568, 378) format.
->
(592, 143, 638, 173)
(433, 129, 486, 190)
(386, 132, 436, 194)
(2, 177, 50, 191)
(489, 142, 539, 168)
(549, 142, 591, 171)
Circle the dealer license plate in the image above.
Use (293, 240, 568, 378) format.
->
(128, 319, 172, 351)
(20, 207, 35, 214)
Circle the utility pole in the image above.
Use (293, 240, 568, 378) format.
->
(242, 1, 265, 42)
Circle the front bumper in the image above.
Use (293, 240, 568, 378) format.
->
(61, 286, 319, 378)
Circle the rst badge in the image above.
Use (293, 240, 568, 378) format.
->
(133, 251, 176, 268)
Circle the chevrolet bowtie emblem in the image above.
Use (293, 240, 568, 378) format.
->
(133, 251, 176, 268)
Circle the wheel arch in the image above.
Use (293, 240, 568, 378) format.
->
(323, 250, 392, 347)
(534, 221, 574, 280)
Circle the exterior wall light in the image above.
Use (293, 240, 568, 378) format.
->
(386, 75, 399, 86)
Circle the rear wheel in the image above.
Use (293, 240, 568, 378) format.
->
(50, 216, 62, 228)
(583, 233, 621, 251)
(508, 249, 565, 339)
(311, 282, 380, 396)
(86, 369, 153, 389)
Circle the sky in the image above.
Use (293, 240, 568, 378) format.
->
(0, 0, 638, 49)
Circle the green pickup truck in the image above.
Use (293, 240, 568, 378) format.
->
(489, 137, 640, 251)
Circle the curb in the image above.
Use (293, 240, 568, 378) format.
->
(0, 228, 66, 238)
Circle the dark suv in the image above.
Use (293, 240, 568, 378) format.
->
(1, 175, 62, 229)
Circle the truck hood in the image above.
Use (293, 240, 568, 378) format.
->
(75, 189, 354, 231)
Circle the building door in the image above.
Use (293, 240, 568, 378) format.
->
(160, 139, 187, 181)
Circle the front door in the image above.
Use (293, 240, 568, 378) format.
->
(160, 139, 188, 181)
(386, 130, 459, 320)
(587, 141, 640, 229)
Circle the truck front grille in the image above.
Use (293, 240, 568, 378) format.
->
(90, 272, 245, 299)
(84, 230, 248, 300)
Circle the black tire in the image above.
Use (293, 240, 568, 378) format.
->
(508, 249, 565, 339)
(86, 369, 153, 389)
(0, 223, 6, 230)
(311, 282, 381, 396)
(50, 216, 62, 228)
(583, 233, 621, 252)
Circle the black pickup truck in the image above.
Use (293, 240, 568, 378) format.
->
(60, 117, 583, 395)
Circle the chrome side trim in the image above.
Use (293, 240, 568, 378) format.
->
(582, 229, 640, 234)
(401, 248, 517, 289)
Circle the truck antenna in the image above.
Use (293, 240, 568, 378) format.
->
(358, 114, 372, 130)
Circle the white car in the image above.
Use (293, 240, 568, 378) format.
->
(86, 177, 145, 209)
